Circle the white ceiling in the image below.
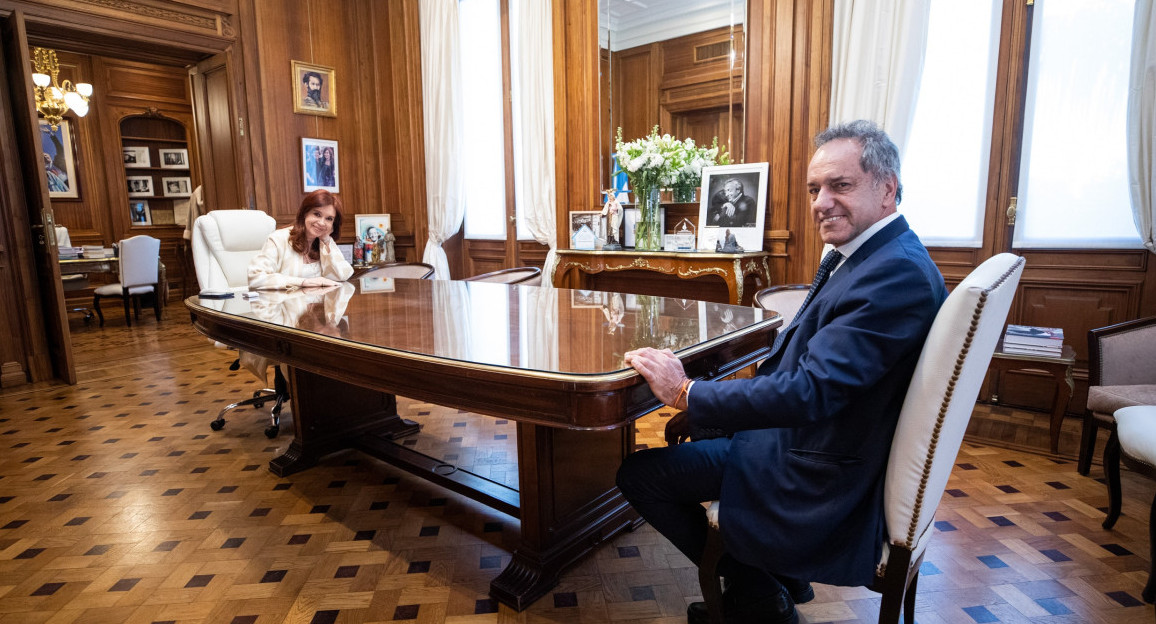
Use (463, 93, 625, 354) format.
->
(598, 0, 745, 52)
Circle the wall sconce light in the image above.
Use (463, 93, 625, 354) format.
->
(31, 47, 92, 131)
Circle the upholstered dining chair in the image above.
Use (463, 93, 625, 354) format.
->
(360, 261, 436, 280)
(698, 253, 1025, 624)
(191, 210, 287, 438)
(464, 266, 542, 285)
(752, 284, 809, 326)
(1077, 316, 1156, 476)
(1102, 405, 1156, 603)
(93, 234, 161, 327)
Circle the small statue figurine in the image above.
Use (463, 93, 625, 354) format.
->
(384, 228, 396, 263)
(716, 228, 744, 253)
(601, 292, 626, 334)
(601, 189, 623, 251)
(353, 236, 365, 265)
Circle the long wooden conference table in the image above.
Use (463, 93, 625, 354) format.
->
(186, 279, 780, 610)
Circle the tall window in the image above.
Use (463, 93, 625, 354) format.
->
(458, 0, 507, 239)
(902, 0, 1141, 249)
(1013, 0, 1137, 248)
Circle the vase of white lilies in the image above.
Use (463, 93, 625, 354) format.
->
(615, 126, 680, 250)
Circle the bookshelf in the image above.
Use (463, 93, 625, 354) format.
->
(119, 116, 192, 228)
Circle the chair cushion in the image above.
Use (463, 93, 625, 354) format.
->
(93, 283, 154, 297)
(1087, 385, 1156, 415)
(1115, 405, 1156, 468)
(1098, 324, 1156, 386)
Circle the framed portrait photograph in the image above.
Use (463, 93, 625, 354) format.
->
(126, 175, 153, 198)
(354, 214, 392, 264)
(697, 162, 769, 252)
(161, 176, 192, 198)
(40, 119, 79, 199)
(302, 137, 340, 192)
(158, 148, 188, 169)
(122, 145, 150, 169)
(128, 200, 152, 226)
(292, 60, 336, 117)
(569, 211, 604, 250)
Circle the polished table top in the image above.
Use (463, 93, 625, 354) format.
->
(187, 279, 780, 428)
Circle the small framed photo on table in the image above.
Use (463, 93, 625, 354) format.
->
(122, 145, 150, 169)
(126, 175, 153, 197)
(697, 162, 769, 252)
(159, 148, 188, 169)
(302, 137, 340, 192)
(569, 211, 604, 250)
(162, 176, 192, 198)
(129, 200, 152, 226)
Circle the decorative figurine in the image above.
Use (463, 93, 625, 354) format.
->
(601, 189, 623, 251)
(716, 228, 744, 253)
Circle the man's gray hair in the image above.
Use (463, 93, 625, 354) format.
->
(814, 120, 903, 205)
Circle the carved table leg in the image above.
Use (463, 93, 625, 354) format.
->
(269, 367, 419, 476)
(489, 422, 642, 610)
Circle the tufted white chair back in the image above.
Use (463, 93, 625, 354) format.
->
(192, 210, 276, 292)
(881, 253, 1025, 572)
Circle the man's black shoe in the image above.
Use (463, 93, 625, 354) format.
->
(686, 586, 798, 624)
(780, 581, 814, 605)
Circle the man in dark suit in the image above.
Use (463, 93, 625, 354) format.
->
(617, 120, 947, 624)
(708, 178, 757, 227)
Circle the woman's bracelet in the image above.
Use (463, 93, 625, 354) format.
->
(673, 378, 691, 411)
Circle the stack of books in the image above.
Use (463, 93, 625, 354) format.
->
(81, 245, 106, 257)
(57, 246, 81, 260)
(1003, 324, 1064, 356)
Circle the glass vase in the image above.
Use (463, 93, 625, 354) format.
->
(634, 185, 662, 251)
(672, 185, 697, 203)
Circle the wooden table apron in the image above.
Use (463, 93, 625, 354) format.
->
(552, 250, 772, 305)
(186, 296, 776, 611)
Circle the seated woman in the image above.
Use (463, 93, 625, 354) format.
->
(248, 189, 354, 290)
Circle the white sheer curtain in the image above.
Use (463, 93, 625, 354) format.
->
(510, 0, 558, 286)
(1130, 0, 1156, 253)
(420, 0, 465, 278)
(830, 0, 932, 154)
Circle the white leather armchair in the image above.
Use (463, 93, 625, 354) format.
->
(698, 253, 1025, 624)
(191, 210, 286, 438)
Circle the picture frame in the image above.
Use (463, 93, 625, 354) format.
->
(158, 148, 188, 169)
(354, 214, 392, 265)
(122, 145, 150, 169)
(623, 207, 665, 249)
(161, 176, 192, 198)
(570, 289, 605, 308)
(302, 137, 340, 192)
(359, 274, 396, 293)
(40, 119, 80, 199)
(129, 200, 152, 226)
(697, 162, 769, 252)
(291, 60, 336, 117)
(126, 175, 153, 198)
(569, 211, 604, 250)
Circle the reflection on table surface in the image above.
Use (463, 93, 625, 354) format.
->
(189, 278, 775, 376)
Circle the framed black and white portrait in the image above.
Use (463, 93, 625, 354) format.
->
(122, 145, 150, 169)
(159, 148, 188, 169)
(697, 163, 769, 252)
(126, 175, 153, 198)
(161, 176, 192, 198)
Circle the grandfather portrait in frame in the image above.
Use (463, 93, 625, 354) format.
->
(40, 119, 79, 199)
(697, 163, 769, 252)
(292, 60, 336, 117)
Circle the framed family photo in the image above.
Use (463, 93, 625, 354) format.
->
(122, 145, 150, 169)
(302, 137, 339, 192)
(126, 175, 153, 198)
(129, 200, 152, 226)
(162, 176, 192, 198)
(696, 162, 769, 252)
(292, 60, 336, 117)
(569, 211, 604, 250)
(159, 148, 188, 169)
(40, 119, 79, 199)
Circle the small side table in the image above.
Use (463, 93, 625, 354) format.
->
(552, 250, 772, 305)
(988, 340, 1076, 454)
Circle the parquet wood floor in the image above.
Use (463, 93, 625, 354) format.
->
(0, 313, 1152, 623)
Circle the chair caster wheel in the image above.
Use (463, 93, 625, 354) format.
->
(264, 425, 279, 439)
(210, 419, 225, 431)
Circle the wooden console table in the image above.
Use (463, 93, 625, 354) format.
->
(988, 340, 1076, 454)
(552, 250, 772, 305)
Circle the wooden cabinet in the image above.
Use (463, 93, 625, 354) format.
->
(119, 116, 193, 229)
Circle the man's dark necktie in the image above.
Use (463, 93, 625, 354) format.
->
(769, 248, 843, 355)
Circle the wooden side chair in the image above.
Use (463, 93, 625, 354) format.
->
(1078, 316, 1156, 475)
(464, 266, 542, 285)
(93, 234, 161, 326)
(698, 253, 1025, 624)
(1103, 405, 1156, 603)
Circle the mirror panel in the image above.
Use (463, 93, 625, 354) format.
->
(599, 0, 747, 188)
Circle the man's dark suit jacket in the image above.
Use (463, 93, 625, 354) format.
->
(688, 216, 947, 586)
